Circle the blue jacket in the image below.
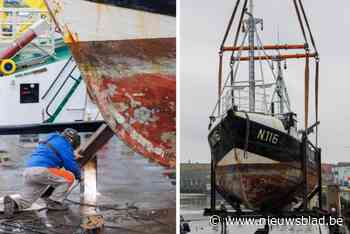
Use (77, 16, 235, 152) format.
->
(26, 133, 81, 180)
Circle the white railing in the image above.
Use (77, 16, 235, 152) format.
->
(221, 80, 273, 114)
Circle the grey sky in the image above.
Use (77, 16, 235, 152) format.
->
(180, 0, 350, 164)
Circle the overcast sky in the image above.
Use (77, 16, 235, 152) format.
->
(180, 0, 350, 164)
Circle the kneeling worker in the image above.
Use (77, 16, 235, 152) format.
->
(4, 128, 82, 217)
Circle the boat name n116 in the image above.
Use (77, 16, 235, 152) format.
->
(256, 129, 279, 144)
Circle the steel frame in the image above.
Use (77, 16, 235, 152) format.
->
(204, 124, 326, 234)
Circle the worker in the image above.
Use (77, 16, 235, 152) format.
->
(3, 128, 82, 218)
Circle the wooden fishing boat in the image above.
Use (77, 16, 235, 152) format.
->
(44, 0, 176, 168)
(208, 0, 320, 211)
(209, 110, 319, 211)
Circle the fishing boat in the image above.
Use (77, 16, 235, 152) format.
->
(44, 0, 176, 168)
(0, 0, 99, 125)
(208, 0, 320, 211)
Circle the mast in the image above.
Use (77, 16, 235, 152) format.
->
(276, 59, 284, 114)
(248, 0, 255, 112)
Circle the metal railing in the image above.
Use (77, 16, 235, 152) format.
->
(221, 79, 273, 114)
(0, 7, 55, 55)
(41, 57, 82, 123)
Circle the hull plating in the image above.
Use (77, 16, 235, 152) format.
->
(216, 161, 317, 211)
(45, 0, 176, 167)
(209, 111, 317, 210)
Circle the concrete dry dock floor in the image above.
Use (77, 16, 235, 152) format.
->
(180, 194, 332, 234)
(0, 136, 176, 234)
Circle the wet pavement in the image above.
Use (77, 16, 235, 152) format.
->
(0, 135, 175, 234)
(180, 194, 331, 234)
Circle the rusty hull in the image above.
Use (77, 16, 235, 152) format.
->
(216, 163, 318, 211)
(69, 38, 176, 168)
(44, 0, 176, 168)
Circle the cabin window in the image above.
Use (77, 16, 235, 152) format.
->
(20, 83, 39, 104)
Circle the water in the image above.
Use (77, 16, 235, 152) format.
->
(180, 194, 330, 234)
(0, 135, 175, 233)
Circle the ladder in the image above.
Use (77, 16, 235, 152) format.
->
(42, 56, 82, 123)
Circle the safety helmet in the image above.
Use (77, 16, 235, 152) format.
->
(62, 128, 81, 149)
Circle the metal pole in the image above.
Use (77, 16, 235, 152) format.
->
(318, 148, 322, 209)
(248, 0, 255, 112)
(211, 152, 216, 211)
(301, 132, 308, 210)
(277, 60, 284, 114)
(230, 64, 235, 107)
(80, 149, 104, 233)
(218, 53, 223, 117)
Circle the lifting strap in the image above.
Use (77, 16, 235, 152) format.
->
(294, 0, 320, 134)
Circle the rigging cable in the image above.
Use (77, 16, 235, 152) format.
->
(297, 0, 319, 55)
(292, 0, 308, 46)
(218, 0, 248, 117)
(209, 27, 249, 121)
(220, 0, 241, 50)
(299, 0, 320, 145)
(304, 52, 310, 130)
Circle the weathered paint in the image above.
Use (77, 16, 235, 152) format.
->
(44, 0, 176, 168)
(44, 0, 175, 42)
(216, 162, 318, 211)
(69, 39, 176, 168)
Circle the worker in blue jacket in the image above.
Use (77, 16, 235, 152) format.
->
(3, 128, 82, 218)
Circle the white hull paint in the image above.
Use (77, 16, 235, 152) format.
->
(0, 59, 98, 125)
(217, 148, 279, 166)
(45, 0, 176, 42)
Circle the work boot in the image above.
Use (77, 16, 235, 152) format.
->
(46, 199, 68, 211)
(4, 195, 17, 218)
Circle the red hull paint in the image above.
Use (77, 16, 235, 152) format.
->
(216, 163, 317, 210)
(69, 38, 176, 168)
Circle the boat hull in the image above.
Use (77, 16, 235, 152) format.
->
(208, 110, 318, 211)
(45, 0, 176, 167)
